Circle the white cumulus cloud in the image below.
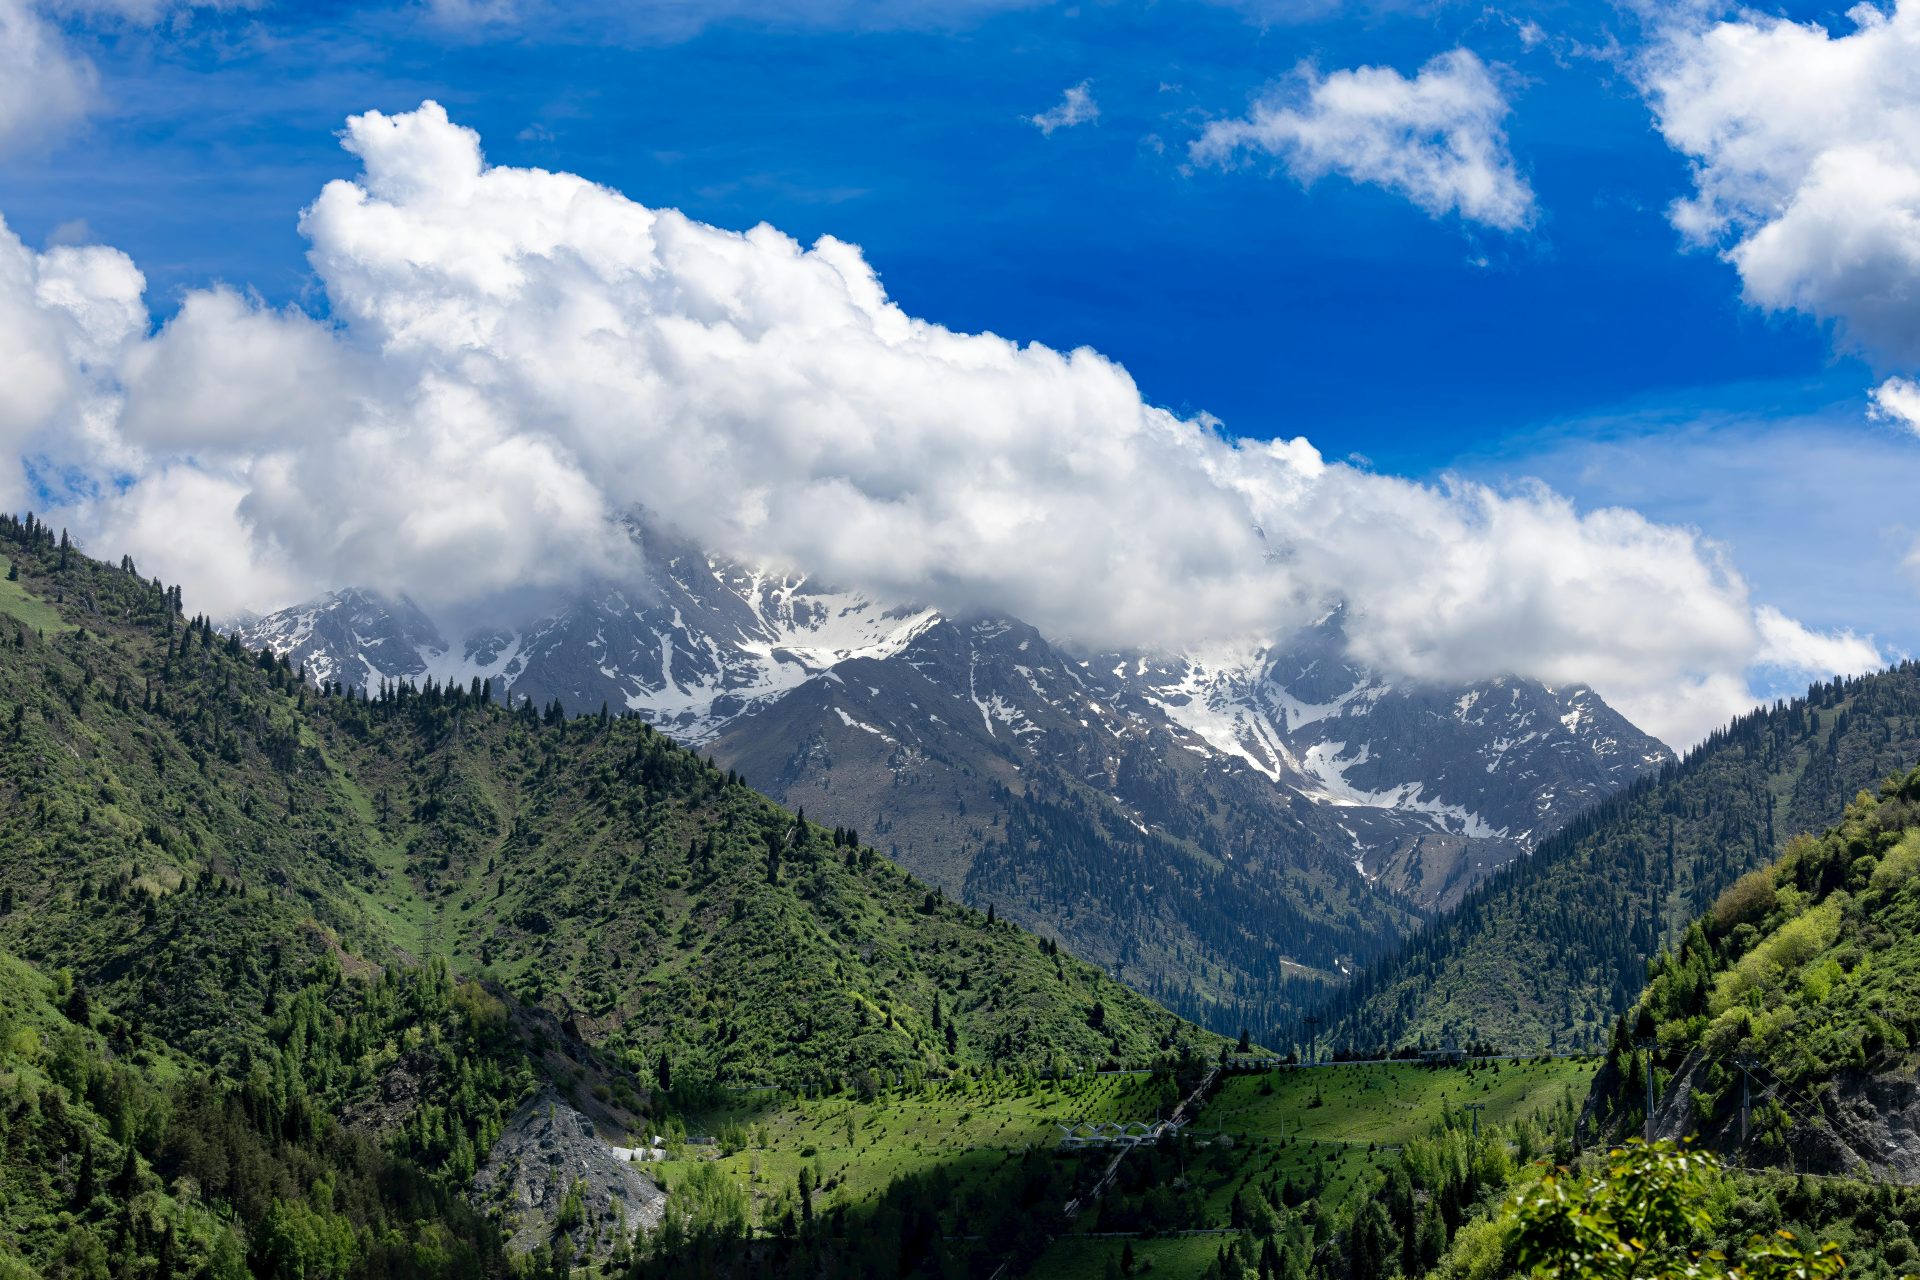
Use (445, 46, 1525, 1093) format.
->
(1029, 81, 1098, 135)
(1871, 375, 1920, 433)
(0, 101, 1881, 747)
(0, 214, 144, 508)
(1191, 48, 1535, 231)
(1643, 1, 1920, 362)
(1753, 605, 1883, 678)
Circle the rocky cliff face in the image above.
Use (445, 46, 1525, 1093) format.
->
(239, 570, 1664, 913)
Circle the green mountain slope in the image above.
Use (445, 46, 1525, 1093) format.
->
(1458, 773, 1920, 1280)
(1318, 667, 1920, 1053)
(1592, 767, 1920, 1175)
(0, 514, 1223, 1277)
(306, 694, 1207, 1087)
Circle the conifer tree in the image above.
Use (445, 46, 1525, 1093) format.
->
(111, 1146, 139, 1198)
(73, 1136, 95, 1208)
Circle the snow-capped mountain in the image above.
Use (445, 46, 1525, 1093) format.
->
(235, 520, 1672, 1042)
(250, 522, 941, 741)
(1091, 611, 1667, 896)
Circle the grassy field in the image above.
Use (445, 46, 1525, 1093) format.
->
(657, 1071, 1185, 1219)
(640, 1057, 1599, 1277)
(0, 556, 70, 633)
(1028, 1232, 1236, 1279)
(1199, 1056, 1599, 1146)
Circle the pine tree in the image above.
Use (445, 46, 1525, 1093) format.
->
(154, 1222, 175, 1280)
(73, 1137, 95, 1208)
(111, 1146, 138, 1198)
(64, 982, 92, 1026)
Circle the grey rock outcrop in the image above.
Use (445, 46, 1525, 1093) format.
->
(474, 1092, 667, 1257)
(1644, 1050, 1920, 1181)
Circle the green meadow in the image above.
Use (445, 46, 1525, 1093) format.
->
(647, 1057, 1600, 1277)
(1199, 1056, 1600, 1146)
(0, 555, 69, 633)
(658, 1071, 1184, 1219)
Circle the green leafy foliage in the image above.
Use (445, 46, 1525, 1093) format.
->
(1015, 1058, 1593, 1280)
(0, 943, 514, 1277)
(304, 696, 1211, 1089)
(1505, 1142, 1843, 1280)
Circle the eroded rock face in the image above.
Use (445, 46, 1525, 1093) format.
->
(1814, 1071, 1920, 1180)
(474, 1092, 667, 1257)
(1638, 1051, 1920, 1181)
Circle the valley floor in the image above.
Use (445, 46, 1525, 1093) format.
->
(642, 1056, 1600, 1277)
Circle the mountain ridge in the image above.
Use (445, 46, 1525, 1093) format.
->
(236, 519, 1672, 1046)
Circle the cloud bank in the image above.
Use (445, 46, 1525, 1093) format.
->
(2, 101, 1878, 747)
(1191, 48, 1535, 231)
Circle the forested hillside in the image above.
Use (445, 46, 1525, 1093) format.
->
(0, 515, 1220, 1277)
(1593, 767, 1920, 1176)
(1318, 665, 1920, 1052)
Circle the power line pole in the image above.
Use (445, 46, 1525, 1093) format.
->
(1637, 1038, 1657, 1143)
(1463, 1102, 1485, 1140)
(1735, 1054, 1760, 1146)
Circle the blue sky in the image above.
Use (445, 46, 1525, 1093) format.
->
(4, 0, 1918, 741)
(15, 1, 1857, 456)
